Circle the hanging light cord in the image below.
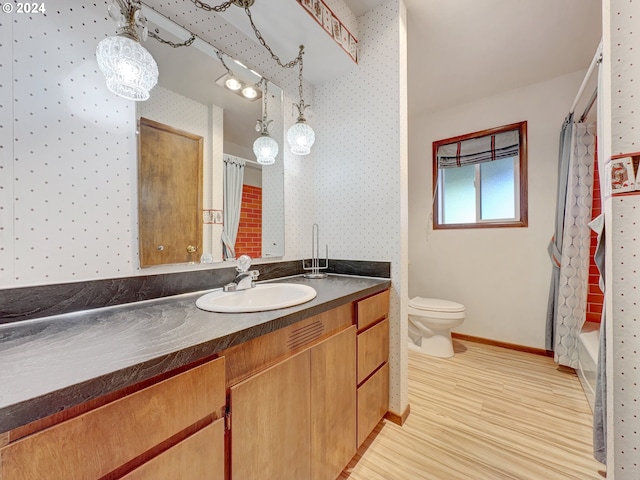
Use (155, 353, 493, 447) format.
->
(190, 0, 304, 70)
(293, 52, 309, 119)
(242, 5, 303, 69)
(256, 78, 273, 135)
(262, 78, 269, 120)
(148, 29, 196, 48)
(215, 49, 233, 74)
(190, 0, 238, 13)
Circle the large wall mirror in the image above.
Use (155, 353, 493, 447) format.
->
(138, 6, 285, 267)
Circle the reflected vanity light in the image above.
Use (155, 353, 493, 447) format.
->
(253, 79, 278, 165)
(253, 135, 278, 165)
(215, 73, 262, 101)
(225, 76, 242, 91)
(242, 85, 259, 99)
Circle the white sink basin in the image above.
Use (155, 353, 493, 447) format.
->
(196, 283, 317, 313)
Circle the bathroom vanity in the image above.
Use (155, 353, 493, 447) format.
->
(0, 275, 390, 480)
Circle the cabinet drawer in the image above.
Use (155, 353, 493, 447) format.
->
(356, 289, 390, 331)
(0, 357, 225, 480)
(121, 418, 225, 480)
(357, 362, 389, 447)
(357, 318, 389, 385)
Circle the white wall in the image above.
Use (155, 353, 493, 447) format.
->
(224, 140, 253, 160)
(409, 69, 587, 349)
(313, 0, 408, 415)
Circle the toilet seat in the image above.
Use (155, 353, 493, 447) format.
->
(408, 297, 465, 316)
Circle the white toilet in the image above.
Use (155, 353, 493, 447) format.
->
(408, 297, 466, 358)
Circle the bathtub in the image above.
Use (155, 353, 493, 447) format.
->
(577, 321, 600, 412)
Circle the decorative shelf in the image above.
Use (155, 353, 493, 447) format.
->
(296, 0, 358, 63)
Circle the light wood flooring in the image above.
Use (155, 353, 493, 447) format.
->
(340, 340, 606, 480)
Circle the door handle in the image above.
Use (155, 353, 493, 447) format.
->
(187, 245, 197, 254)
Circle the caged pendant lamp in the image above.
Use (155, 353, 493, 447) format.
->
(253, 79, 279, 165)
(96, 0, 158, 101)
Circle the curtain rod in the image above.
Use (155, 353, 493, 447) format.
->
(569, 40, 603, 115)
(579, 88, 598, 123)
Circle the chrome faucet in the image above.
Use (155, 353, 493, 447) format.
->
(223, 255, 259, 292)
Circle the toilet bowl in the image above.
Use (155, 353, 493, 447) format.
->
(408, 297, 466, 358)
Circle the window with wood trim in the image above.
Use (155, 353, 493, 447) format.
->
(432, 121, 528, 229)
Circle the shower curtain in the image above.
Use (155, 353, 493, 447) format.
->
(546, 114, 574, 353)
(222, 155, 245, 260)
(592, 60, 607, 465)
(546, 122, 596, 368)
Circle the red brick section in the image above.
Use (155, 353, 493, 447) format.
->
(586, 154, 604, 323)
(236, 184, 262, 258)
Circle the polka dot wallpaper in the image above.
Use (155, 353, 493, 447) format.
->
(0, 14, 13, 286)
(10, 5, 136, 285)
(313, 0, 408, 414)
(611, 2, 640, 156)
(610, 0, 640, 472)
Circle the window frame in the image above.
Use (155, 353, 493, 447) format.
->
(432, 121, 528, 230)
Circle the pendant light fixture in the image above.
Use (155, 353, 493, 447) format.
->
(192, 1, 318, 155)
(287, 46, 315, 156)
(96, 0, 159, 101)
(253, 79, 279, 165)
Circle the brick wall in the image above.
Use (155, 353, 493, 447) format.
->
(586, 155, 604, 323)
(236, 184, 262, 258)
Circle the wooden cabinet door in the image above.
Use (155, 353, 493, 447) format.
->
(230, 350, 311, 480)
(310, 326, 357, 480)
(120, 419, 224, 480)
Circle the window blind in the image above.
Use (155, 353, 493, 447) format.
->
(436, 130, 519, 169)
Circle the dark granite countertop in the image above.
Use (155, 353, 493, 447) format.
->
(0, 274, 390, 434)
